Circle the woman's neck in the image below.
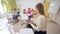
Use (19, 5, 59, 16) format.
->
(33, 13, 40, 17)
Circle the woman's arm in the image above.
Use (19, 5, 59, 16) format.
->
(30, 17, 46, 31)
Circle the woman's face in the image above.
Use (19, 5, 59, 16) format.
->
(33, 7, 39, 15)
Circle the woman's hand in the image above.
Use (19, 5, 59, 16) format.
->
(28, 20, 33, 24)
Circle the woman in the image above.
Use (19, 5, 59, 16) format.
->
(28, 3, 47, 34)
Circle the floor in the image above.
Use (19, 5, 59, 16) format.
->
(47, 22, 60, 34)
(0, 17, 60, 34)
(13, 19, 60, 34)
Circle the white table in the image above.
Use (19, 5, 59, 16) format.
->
(0, 17, 11, 34)
(19, 28, 34, 34)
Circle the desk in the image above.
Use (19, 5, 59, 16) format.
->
(19, 28, 34, 34)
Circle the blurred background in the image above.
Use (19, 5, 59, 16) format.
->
(0, 0, 60, 34)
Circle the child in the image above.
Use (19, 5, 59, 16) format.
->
(14, 16, 27, 33)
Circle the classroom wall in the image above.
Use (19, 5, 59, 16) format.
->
(15, 0, 44, 10)
(15, 0, 50, 16)
(10, 0, 17, 9)
(55, 7, 60, 26)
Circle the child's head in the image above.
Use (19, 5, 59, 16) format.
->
(23, 9, 26, 11)
(28, 8, 30, 10)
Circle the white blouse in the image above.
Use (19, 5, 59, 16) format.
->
(30, 15, 47, 31)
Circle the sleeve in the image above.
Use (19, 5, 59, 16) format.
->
(30, 17, 46, 31)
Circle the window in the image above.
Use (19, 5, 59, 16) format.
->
(0, 0, 4, 15)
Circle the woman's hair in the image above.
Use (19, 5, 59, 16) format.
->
(36, 3, 47, 25)
(36, 3, 45, 16)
